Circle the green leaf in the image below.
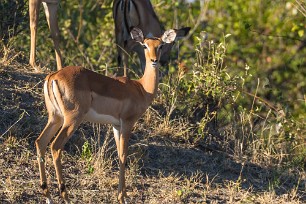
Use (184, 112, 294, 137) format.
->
(244, 21, 251, 30)
(298, 30, 304, 37)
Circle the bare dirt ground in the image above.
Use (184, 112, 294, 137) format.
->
(0, 64, 305, 203)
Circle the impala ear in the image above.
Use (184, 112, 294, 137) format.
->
(161, 29, 177, 44)
(130, 27, 144, 43)
(161, 27, 191, 43)
(175, 27, 191, 40)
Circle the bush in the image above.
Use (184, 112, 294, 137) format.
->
(158, 30, 305, 169)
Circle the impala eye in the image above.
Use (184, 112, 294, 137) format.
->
(158, 44, 164, 50)
(142, 44, 148, 49)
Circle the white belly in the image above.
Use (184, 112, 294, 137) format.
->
(84, 108, 120, 125)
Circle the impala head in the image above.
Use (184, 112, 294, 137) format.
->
(130, 27, 184, 68)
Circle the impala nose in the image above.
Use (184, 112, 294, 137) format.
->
(151, 59, 158, 67)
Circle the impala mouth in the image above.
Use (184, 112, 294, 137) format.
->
(152, 62, 158, 68)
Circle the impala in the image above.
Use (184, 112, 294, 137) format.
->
(35, 27, 189, 203)
(113, 0, 191, 76)
(29, 0, 63, 71)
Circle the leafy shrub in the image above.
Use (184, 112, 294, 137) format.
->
(159, 30, 305, 169)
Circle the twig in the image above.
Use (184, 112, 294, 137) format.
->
(250, 78, 260, 112)
(294, 0, 306, 17)
(0, 110, 27, 138)
(76, 0, 84, 43)
(183, 0, 209, 42)
(242, 90, 279, 112)
(251, 29, 305, 42)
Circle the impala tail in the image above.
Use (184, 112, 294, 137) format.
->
(44, 74, 63, 117)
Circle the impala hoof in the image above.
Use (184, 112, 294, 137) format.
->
(59, 183, 70, 203)
(118, 192, 128, 204)
(30, 62, 42, 72)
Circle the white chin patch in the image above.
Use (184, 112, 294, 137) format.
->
(152, 62, 158, 67)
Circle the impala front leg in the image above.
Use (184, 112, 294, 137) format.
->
(113, 125, 121, 157)
(117, 126, 132, 203)
(43, 1, 63, 70)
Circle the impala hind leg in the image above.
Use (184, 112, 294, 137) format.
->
(43, 2, 63, 70)
(36, 117, 63, 203)
(50, 117, 82, 203)
(29, 0, 42, 71)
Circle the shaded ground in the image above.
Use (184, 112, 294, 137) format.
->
(0, 64, 305, 203)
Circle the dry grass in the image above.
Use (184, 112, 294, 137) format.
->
(0, 55, 305, 203)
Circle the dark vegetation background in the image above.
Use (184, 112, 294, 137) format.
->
(0, 0, 305, 203)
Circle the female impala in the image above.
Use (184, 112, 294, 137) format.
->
(113, 0, 191, 76)
(35, 27, 189, 203)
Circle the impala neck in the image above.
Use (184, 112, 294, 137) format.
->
(139, 61, 159, 102)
